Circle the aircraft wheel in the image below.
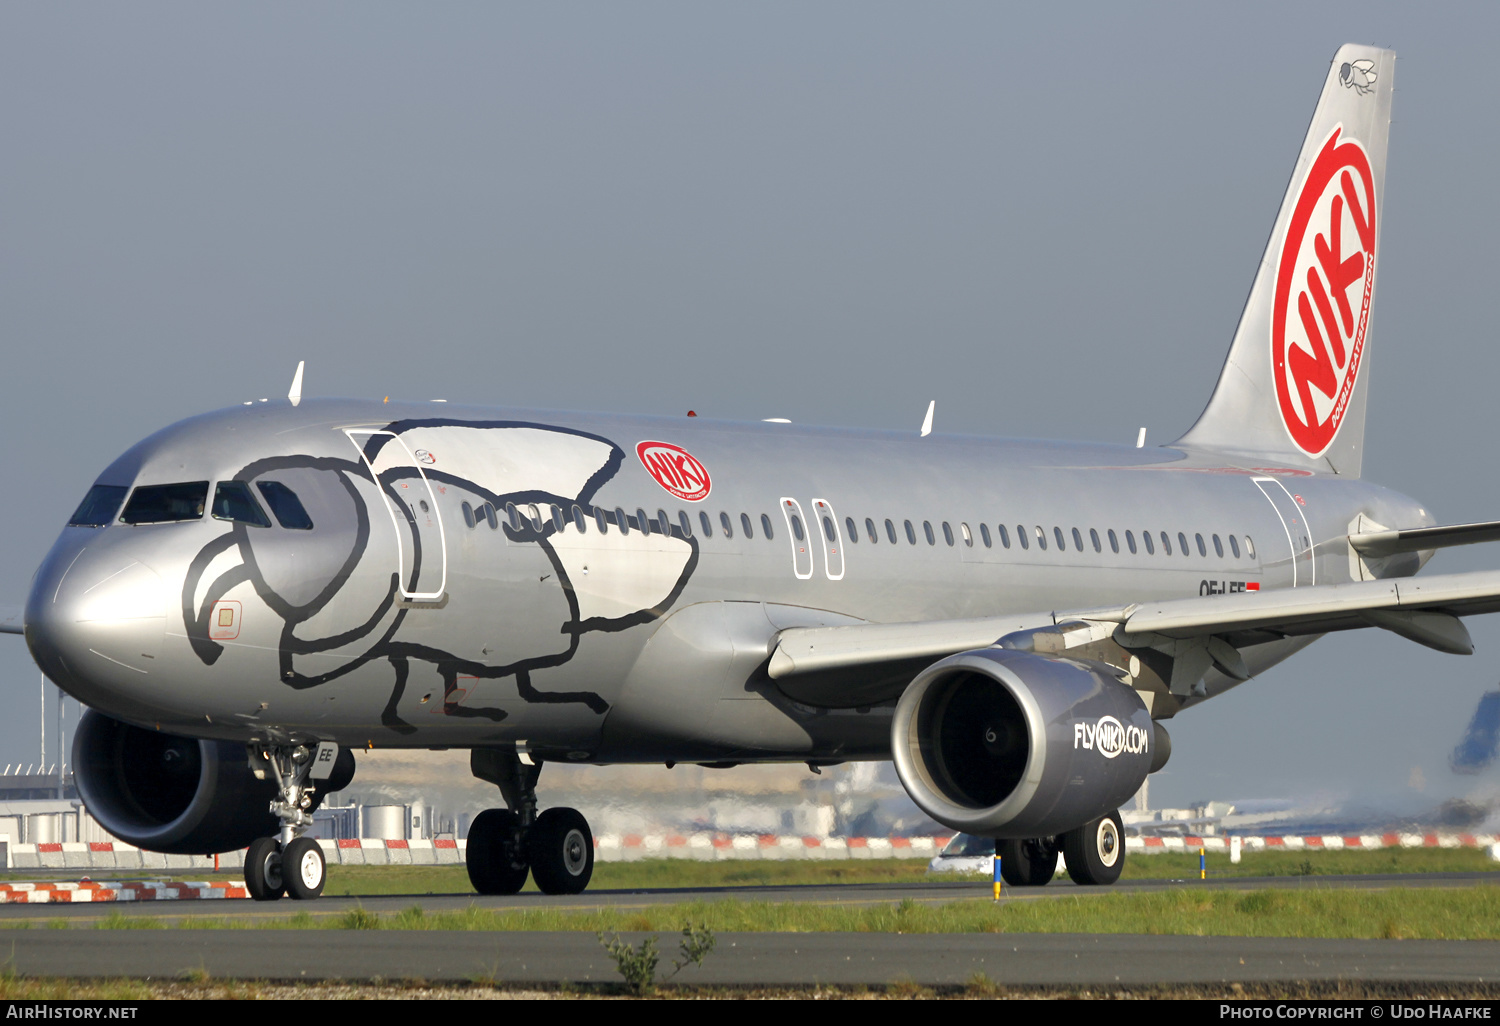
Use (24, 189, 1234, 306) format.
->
(245, 836, 285, 901)
(283, 837, 326, 900)
(466, 809, 530, 895)
(1062, 810, 1125, 886)
(998, 837, 1059, 886)
(527, 807, 594, 895)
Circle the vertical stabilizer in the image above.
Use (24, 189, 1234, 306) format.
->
(1175, 45, 1394, 477)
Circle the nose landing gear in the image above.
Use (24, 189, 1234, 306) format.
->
(242, 743, 332, 901)
(468, 749, 595, 896)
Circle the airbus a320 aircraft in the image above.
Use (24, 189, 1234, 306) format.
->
(7, 44, 1498, 902)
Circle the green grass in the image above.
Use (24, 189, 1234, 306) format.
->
(79, 886, 1500, 941)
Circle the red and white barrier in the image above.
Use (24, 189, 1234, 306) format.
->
(0, 880, 246, 904)
(3, 832, 1495, 874)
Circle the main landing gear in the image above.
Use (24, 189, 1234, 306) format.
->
(997, 809, 1126, 888)
(467, 749, 594, 896)
(244, 743, 339, 902)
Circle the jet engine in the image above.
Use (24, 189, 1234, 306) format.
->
(891, 648, 1162, 838)
(72, 710, 354, 854)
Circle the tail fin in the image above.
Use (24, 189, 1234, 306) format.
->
(1175, 44, 1394, 477)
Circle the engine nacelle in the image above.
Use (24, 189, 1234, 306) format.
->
(72, 710, 354, 854)
(891, 648, 1158, 838)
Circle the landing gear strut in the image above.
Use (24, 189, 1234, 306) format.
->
(468, 748, 594, 896)
(242, 743, 329, 902)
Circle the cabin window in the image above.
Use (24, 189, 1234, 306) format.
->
(256, 482, 312, 530)
(1054, 526, 1066, 550)
(635, 508, 651, 534)
(699, 511, 713, 537)
(1160, 531, 1172, 555)
(1036, 526, 1047, 551)
(1212, 534, 1223, 557)
(866, 517, 878, 543)
(1090, 528, 1102, 553)
(524, 504, 541, 531)
(69, 484, 129, 528)
(1229, 534, 1240, 558)
(1106, 529, 1118, 554)
(844, 516, 858, 542)
(742, 512, 755, 538)
(1001, 524, 1013, 548)
(820, 516, 835, 542)
(479, 503, 497, 530)
(595, 507, 610, 534)
(980, 523, 992, 548)
(614, 507, 630, 535)
(1073, 527, 1084, 551)
(679, 510, 693, 537)
(760, 513, 774, 540)
(905, 520, 917, 545)
(790, 514, 805, 542)
(1179, 532, 1190, 557)
(1143, 531, 1155, 555)
(655, 509, 670, 535)
(885, 519, 898, 544)
(461, 501, 476, 529)
(940, 522, 954, 546)
(720, 512, 734, 537)
(573, 505, 588, 533)
(1244, 535, 1256, 559)
(1123, 529, 1134, 554)
(924, 521, 936, 546)
(960, 523, 972, 547)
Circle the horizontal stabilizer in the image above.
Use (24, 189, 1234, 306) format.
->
(1349, 520, 1500, 557)
(0, 607, 21, 636)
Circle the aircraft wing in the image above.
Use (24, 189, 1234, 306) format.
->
(0, 607, 21, 636)
(1349, 520, 1500, 557)
(768, 567, 1500, 698)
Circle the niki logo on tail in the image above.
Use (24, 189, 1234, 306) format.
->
(1273, 124, 1377, 458)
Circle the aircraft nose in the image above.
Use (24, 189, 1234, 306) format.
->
(26, 541, 167, 701)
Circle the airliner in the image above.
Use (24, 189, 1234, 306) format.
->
(9, 44, 1499, 902)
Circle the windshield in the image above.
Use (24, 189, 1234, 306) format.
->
(212, 482, 272, 527)
(120, 482, 208, 525)
(68, 485, 128, 527)
(941, 834, 995, 857)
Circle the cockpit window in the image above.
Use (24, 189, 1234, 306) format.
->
(212, 482, 272, 527)
(120, 482, 209, 524)
(68, 485, 128, 527)
(255, 481, 314, 530)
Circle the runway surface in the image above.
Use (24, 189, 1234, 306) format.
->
(0, 874, 1493, 985)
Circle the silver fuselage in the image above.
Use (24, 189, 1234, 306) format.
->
(23, 398, 1430, 764)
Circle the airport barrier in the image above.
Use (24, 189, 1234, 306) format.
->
(2, 833, 1497, 871)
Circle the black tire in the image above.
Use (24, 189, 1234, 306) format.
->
(466, 809, 529, 895)
(245, 836, 284, 901)
(283, 836, 326, 900)
(997, 837, 1058, 886)
(527, 807, 594, 895)
(1061, 810, 1126, 886)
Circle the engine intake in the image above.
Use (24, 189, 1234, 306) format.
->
(891, 648, 1158, 838)
(72, 710, 354, 854)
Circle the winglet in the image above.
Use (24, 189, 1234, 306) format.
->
(288, 360, 305, 407)
(920, 400, 935, 437)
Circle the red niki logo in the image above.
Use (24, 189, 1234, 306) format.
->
(636, 441, 712, 502)
(1273, 124, 1377, 457)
